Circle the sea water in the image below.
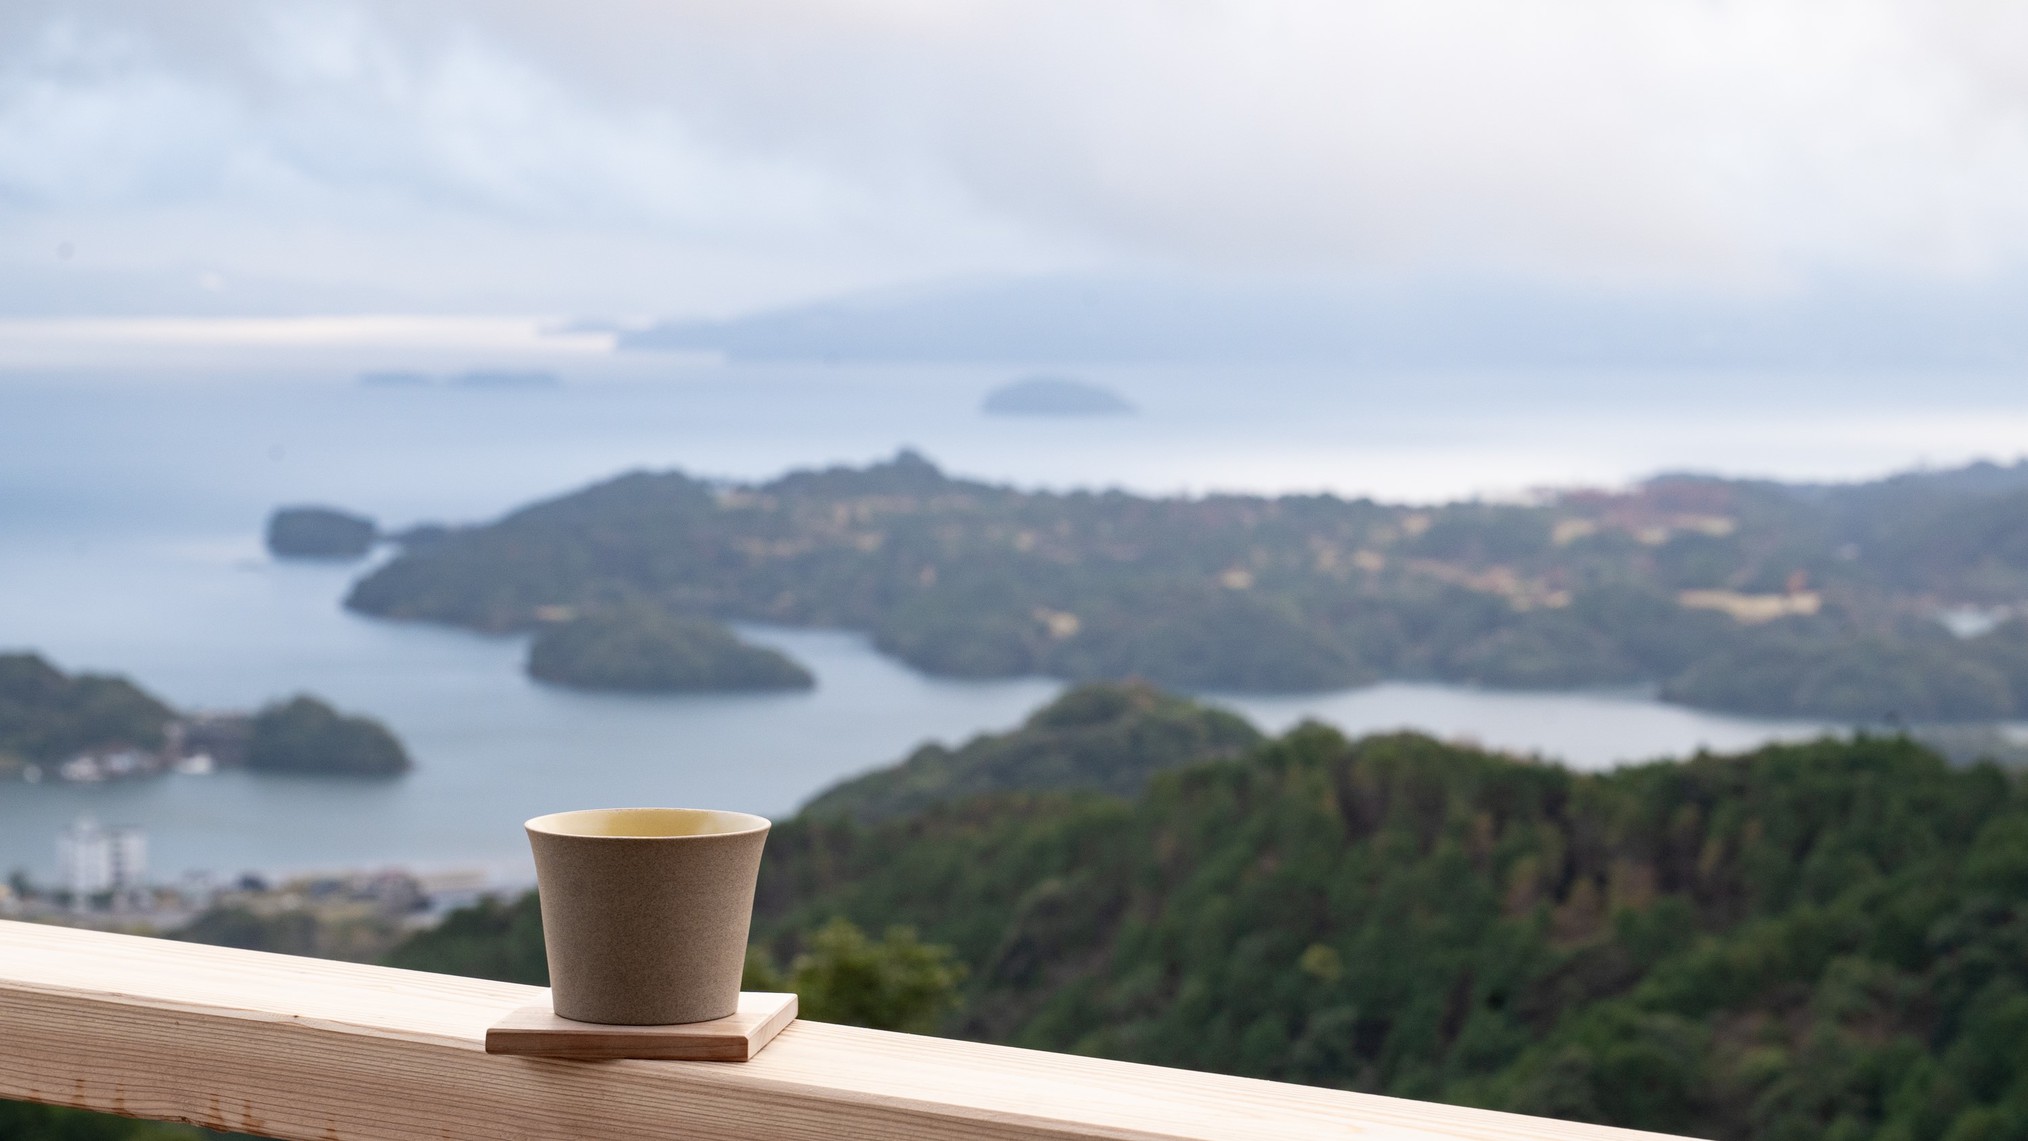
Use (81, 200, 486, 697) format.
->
(10, 344, 1996, 881)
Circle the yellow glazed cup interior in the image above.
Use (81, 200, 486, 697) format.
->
(525, 807, 770, 839)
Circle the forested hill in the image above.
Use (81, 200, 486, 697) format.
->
(800, 680, 1262, 823)
(756, 727, 2028, 1140)
(0, 652, 174, 764)
(378, 689, 2028, 1141)
(345, 451, 2028, 719)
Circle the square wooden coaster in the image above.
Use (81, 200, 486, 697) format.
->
(485, 991, 798, 1062)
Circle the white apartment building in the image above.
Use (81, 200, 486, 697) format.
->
(58, 816, 147, 902)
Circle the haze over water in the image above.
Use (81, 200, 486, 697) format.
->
(12, 336, 2017, 882)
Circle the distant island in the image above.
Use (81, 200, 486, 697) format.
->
(340, 450, 2028, 721)
(267, 506, 379, 559)
(526, 607, 814, 693)
(981, 375, 1134, 416)
(245, 695, 411, 776)
(0, 652, 411, 781)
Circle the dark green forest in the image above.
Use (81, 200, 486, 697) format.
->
(395, 697, 2028, 1138)
(753, 727, 2028, 1140)
(342, 451, 2028, 720)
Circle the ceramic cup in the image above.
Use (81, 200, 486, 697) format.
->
(526, 807, 771, 1025)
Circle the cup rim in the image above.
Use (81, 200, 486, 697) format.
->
(524, 806, 772, 840)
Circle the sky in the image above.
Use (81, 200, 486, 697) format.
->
(5, 1, 2028, 319)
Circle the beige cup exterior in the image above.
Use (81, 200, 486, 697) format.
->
(526, 807, 771, 1025)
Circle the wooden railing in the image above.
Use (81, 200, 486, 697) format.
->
(0, 920, 1686, 1140)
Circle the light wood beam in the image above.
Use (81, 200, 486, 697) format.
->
(0, 920, 1687, 1141)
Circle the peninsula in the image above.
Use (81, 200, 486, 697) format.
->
(342, 451, 2028, 721)
(0, 652, 412, 781)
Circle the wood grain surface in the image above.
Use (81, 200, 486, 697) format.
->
(486, 992, 797, 1060)
(0, 920, 1691, 1141)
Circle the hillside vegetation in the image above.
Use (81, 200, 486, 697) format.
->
(760, 727, 2028, 1141)
(375, 687, 2028, 1140)
(0, 652, 173, 766)
(345, 452, 2028, 719)
(802, 680, 1261, 823)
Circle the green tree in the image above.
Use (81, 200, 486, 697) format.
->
(754, 917, 965, 1034)
(382, 893, 548, 985)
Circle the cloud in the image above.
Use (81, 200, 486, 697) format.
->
(4, 0, 2028, 313)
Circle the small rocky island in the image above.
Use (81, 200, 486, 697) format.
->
(982, 375, 1134, 416)
(0, 652, 411, 781)
(527, 608, 815, 693)
(267, 506, 379, 559)
(246, 695, 412, 776)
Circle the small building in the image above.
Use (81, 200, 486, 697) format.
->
(58, 817, 147, 905)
